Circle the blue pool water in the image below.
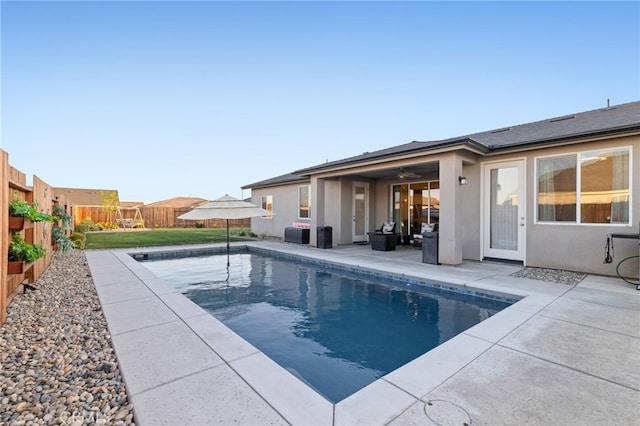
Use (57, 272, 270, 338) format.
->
(140, 250, 512, 402)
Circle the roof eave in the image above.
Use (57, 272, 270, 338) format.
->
(242, 175, 309, 190)
(487, 124, 640, 153)
(293, 138, 488, 176)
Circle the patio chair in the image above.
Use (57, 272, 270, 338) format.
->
(368, 222, 397, 251)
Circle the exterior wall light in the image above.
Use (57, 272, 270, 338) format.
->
(458, 176, 468, 185)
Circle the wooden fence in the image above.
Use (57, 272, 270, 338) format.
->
(74, 206, 250, 229)
(142, 207, 250, 229)
(1, 147, 249, 325)
(1, 149, 73, 325)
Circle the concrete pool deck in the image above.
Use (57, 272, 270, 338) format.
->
(84, 241, 640, 425)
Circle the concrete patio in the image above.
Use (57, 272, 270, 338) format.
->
(84, 241, 640, 425)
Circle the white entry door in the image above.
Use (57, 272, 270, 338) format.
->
(483, 160, 525, 261)
(352, 182, 369, 243)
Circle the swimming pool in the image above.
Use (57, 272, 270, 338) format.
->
(139, 249, 513, 403)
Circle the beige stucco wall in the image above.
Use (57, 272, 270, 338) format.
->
(321, 177, 377, 246)
(248, 134, 637, 278)
(248, 181, 311, 239)
(459, 162, 482, 261)
(521, 135, 639, 277)
(469, 135, 638, 277)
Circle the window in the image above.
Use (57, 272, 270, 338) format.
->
(299, 186, 310, 219)
(537, 147, 630, 224)
(391, 181, 439, 235)
(261, 195, 273, 219)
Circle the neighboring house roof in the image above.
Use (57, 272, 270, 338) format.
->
(120, 201, 145, 208)
(144, 197, 208, 208)
(293, 100, 640, 175)
(54, 187, 119, 206)
(241, 173, 310, 190)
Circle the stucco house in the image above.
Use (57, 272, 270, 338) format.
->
(242, 101, 639, 278)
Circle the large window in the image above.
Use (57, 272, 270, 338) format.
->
(392, 181, 439, 235)
(261, 195, 273, 219)
(298, 186, 310, 219)
(537, 147, 630, 224)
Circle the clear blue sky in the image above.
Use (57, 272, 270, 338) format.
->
(2, 1, 638, 203)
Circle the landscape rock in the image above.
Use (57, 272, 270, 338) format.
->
(0, 250, 135, 425)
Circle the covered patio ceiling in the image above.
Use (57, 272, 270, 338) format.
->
(323, 161, 440, 180)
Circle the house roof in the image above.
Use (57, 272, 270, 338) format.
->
(241, 173, 310, 190)
(242, 100, 640, 189)
(144, 197, 208, 208)
(54, 187, 119, 206)
(440, 100, 640, 150)
(120, 201, 145, 208)
(294, 100, 640, 175)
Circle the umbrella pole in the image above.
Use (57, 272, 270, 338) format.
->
(226, 218, 230, 265)
(225, 219, 230, 283)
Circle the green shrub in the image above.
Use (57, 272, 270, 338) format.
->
(76, 218, 100, 233)
(70, 233, 85, 249)
(52, 204, 73, 229)
(52, 226, 76, 254)
(97, 221, 119, 230)
(195, 221, 205, 228)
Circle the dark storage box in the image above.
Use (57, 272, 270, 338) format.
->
(369, 233, 397, 251)
(422, 231, 439, 264)
(284, 227, 310, 244)
(317, 226, 332, 249)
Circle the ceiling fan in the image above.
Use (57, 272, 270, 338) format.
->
(397, 168, 421, 179)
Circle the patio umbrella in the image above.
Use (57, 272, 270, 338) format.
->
(177, 194, 272, 276)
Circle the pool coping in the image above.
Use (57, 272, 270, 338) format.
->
(85, 241, 640, 425)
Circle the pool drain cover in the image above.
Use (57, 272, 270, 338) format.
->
(423, 399, 472, 425)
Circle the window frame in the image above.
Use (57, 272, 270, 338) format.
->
(260, 195, 273, 219)
(298, 185, 311, 219)
(534, 145, 632, 226)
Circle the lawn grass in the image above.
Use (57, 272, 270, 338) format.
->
(84, 228, 254, 249)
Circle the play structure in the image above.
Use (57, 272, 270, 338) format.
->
(115, 206, 145, 229)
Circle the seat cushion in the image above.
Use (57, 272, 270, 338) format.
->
(421, 223, 434, 233)
(382, 222, 395, 234)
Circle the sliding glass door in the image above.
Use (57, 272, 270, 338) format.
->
(392, 181, 439, 236)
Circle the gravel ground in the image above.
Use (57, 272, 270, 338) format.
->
(0, 250, 134, 425)
(510, 266, 587, 286)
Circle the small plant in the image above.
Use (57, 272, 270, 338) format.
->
(52, 226, 76, 254)
(70, 232, 85, 249)
(9, 232, 47, 263)
(51, 204, 76, 253)
(98, 221, 119, 230)
(52, 204, 72, 228)
(76, 218, 100, 233)
(195, 221, 205, 228)
(9, 198, 56, 223)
